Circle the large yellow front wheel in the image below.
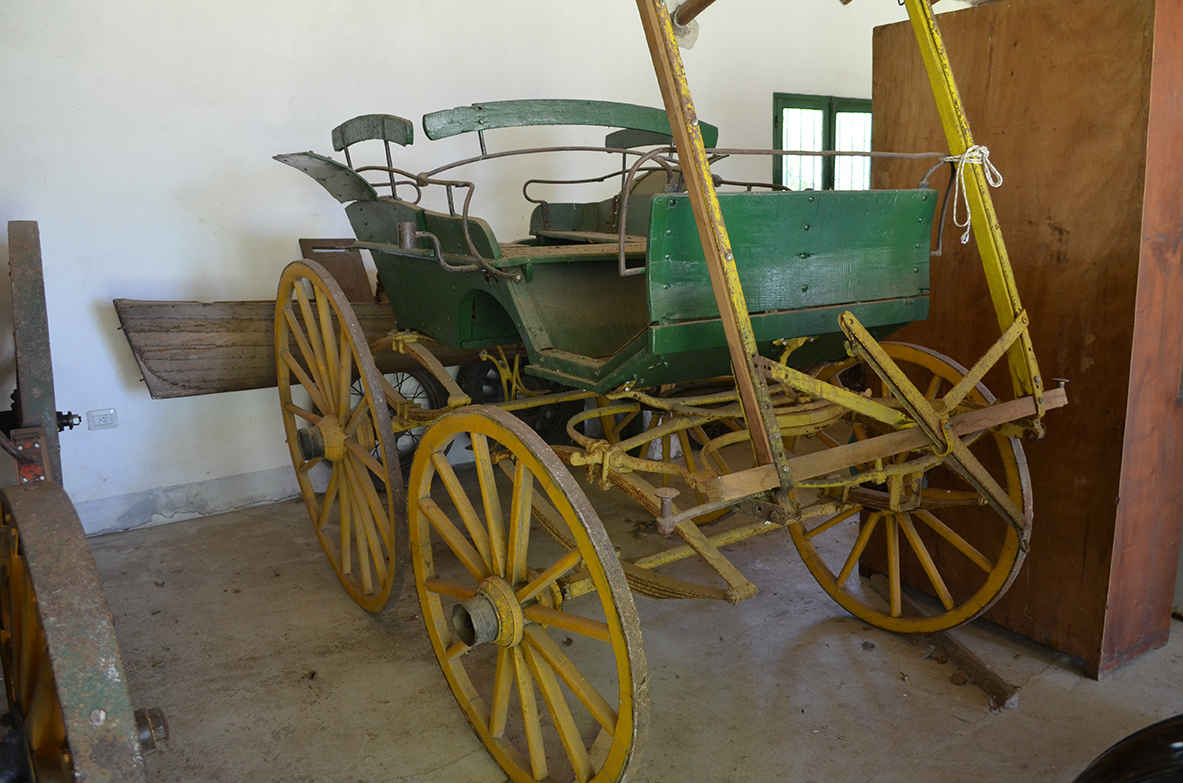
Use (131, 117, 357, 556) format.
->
(409, 406, 646, 783)
(790, 342, 1032, 634)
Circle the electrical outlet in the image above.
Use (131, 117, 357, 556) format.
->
(87, 408, 118, 430)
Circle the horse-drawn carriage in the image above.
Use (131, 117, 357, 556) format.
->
(273, 2, 1065, 780)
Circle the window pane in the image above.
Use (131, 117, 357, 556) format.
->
(782, 107, 824, 190)
(833, 111, 872, 190)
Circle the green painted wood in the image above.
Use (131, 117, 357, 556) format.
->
(422, 99, 719, 147)
(646, 189, 935, 323)
(524, 298, 926, 392)
(606, 128, 683, 149)
(346, 200, 501, 259)
(274, 152, 377, 203)
(332, 114, 414, 151)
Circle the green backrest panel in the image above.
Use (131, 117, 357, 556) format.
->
(275, 152, 378, 203)
(345, 200, 500, 259)
(423, 99, 719, 148)
(332, 114, 414, 151)
(646, 189, 936, 323)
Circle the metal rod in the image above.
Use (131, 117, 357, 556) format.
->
(672, 0, 718, 26)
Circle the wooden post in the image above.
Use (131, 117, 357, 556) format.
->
(635, 0, 787, 476)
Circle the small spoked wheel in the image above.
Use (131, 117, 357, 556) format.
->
(789, 342, 1032, 633)
(275, 260, 404, 612)
(408, 406, 646, 783)
(353, 368, 447, 474)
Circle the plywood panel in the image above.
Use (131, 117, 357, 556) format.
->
(872, 0, 1156, 673)
(1102, 0, 1183, 673)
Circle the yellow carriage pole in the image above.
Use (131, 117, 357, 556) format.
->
(635, 0, 790, 481)
(901, 0, 1045, 419)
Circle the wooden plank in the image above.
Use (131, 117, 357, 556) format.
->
(298, 239, 373, 303)
(531, 229, 647, 245)
(636, 0, 783, 470)
(496, 240, 646, 261)
(873, 0, 1157, 675)
(1101, 0, 1183, 676)
(113, 299, 515, 399)
(707, 388, 1068, 501)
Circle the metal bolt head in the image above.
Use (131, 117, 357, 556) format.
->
(89, 708, 107, 727)
(16, 445, 22, 452)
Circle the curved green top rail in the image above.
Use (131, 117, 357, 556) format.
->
(422, 99, 719, 148)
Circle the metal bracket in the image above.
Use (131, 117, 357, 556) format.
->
(11, 427, 52, 485)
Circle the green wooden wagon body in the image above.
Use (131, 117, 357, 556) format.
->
(279, 99, 935, 392)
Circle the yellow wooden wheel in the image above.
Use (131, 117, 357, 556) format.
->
(275, 260, 404, 613)
(789, 342, 1032, 633)
(408, 406, 647, 783)
(0, 484, 147, 783)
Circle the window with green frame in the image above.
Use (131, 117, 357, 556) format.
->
(773, 93, 873, 191)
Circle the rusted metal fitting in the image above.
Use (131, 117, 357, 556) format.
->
(134, 708, 169, 752)
(654, 486, 680, 535)
(450, 577, 524, 648)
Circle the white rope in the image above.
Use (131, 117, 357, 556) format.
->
(945, 144, 1003, 245)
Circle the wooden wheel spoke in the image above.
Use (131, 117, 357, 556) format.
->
(337, 328, 353, 415)
(804, 506, 859, 540)
(339, 472, 354, 576)
(897, 513, 955, 610)
(924, 374, 943, 400)
(517, 549, 582, 605)
(430, 453, 493, 573)
(524, 626, 617, 732)
(836, 511, 881, 585)
(512, 647, 549, 780)
(316, 292, 340, 404)
(344, 460, 386, 586)
(418, 497, 488, 581)
(524, 605, 610, 643)
(281, 350, 330, 414)
(297, 456, 323, 475)
(885, 514, 901, 617)
(285, 401, 322, 425)
(424, 578, 476, 601)
(488, 647, 513, 737)
(915, 509, 993, 573)
(343, 398, 370, 437)
(282, 304, 330, 394)
(471, 434, 507, 577)
(293, 283, 329, 386)
(345, 440, 388, 484)
(349, 453, 394, 552)
(316, 463, 342, 531)
(816, 429, 843, 449)
(506, 460, 534, 585)
(523, 642, 593, 782)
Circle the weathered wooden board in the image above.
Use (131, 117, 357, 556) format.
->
(113, 299, 502, 399)
(873, 0, 1179, 676)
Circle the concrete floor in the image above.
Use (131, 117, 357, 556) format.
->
(90, 480, 1183, 783)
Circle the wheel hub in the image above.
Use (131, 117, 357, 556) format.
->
(450, 577, 523, 648)
(296, 416, 345, 462)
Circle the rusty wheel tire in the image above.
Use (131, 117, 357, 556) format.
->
(276, 259, 406, 613)
(0, 483, 146, 783)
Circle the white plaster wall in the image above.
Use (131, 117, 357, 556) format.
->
(0, 0, 967, 532)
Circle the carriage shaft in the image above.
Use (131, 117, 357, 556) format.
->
(707, 386, 1068, 502)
